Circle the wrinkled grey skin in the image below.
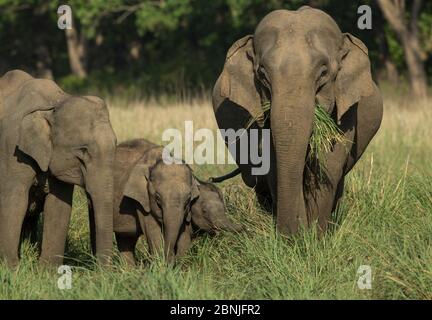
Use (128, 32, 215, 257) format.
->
(191, 180, 243, 236)
(0, 70, 116, 266)
(212, 7, 383, 235)
(114, 139, 197, 264)
(113, 139, 242, 264)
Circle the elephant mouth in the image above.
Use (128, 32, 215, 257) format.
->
(246, 102, 350, 184)
(306, 104, 350, 178)
(54, 170, 84, 186)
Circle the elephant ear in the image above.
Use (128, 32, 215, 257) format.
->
(186, 178, 200, 223)
(17, 109, 54, 172)
(191, 177, 200, 202)
(335, 33, 374, 122)
(214, 35, 264, 126)
(123, 162, 151, 213)
(186, 210, 192, 223)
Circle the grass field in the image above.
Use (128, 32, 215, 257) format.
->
(0, 93, 431, 299)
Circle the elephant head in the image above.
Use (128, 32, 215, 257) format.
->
(123, 158, 199, 262)
(213, 7, 375, 234)
(191, 181, 244, 235)
(16, 80, 117, 263)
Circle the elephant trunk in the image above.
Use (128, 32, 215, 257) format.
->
(216, 219, 244, 232)
(86, 164, 114, 264)
(163, 205, 184, 263)
(210, 210, 244, 232)
(270, 84, 315, 235)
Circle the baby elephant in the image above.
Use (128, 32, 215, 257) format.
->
(112, 139, 242, 264)
(191, 179, 244, 236)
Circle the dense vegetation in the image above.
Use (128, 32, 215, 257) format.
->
(0, 0, 431, 98)
(0, 93, 430, 299)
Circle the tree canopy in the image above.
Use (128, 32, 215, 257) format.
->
(0, 0, 430, 98)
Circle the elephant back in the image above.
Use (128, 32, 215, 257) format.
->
(0, 70, 34, 120)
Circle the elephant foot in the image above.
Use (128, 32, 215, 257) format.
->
(0, 255, 19, 269)
(95, 253, 112, 267)
(120, 252, 137, 266)
(39, 254, 65, 268)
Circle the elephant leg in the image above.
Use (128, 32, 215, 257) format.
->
(39, 180, 73, 266)
(0, 182, 31, 267)
(115, 234, 137, 266)
(305, 155, 346, 233)
(21, 213, 41, 246)
(176, 222, 192, 258)
(305, 105, 358, 233)
(143, 214, 163, 257)
(332, 177, 345, 214)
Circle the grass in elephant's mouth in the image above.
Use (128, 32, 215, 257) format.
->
(247, 102, 348, 181)
(307, 105, 349, 180)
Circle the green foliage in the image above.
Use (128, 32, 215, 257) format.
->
(418, 2, 432, 55)
(135, 0, 192, 35)
(385, 26, 405, 70)
(308, 105, 348, 180)
(2, 0, 429, 92)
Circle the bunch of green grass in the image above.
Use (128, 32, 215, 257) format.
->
(307, 104, 348, 179)
(246, 102, 347, 180)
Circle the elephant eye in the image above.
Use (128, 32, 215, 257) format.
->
(74, 146, 90, 167)
(318, 66, 328, 81)
(258, 66, 270, 86)
(74, 146, 88, 157)
(155, 193, 162, 206)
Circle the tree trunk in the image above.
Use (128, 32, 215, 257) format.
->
(377, 0, 429, 99)
(402, 33, 429, 98)
(65, 21, 88, 79)
(382, 58, 399, 85)
(374, 3, 399, 85)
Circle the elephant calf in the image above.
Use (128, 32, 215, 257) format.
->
(112, 139, 242, 264)
(0, 70, 116, 266)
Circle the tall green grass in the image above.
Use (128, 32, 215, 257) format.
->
(0, 94, 430, 299)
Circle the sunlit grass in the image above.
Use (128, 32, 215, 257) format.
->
(0, 92, 430, 299)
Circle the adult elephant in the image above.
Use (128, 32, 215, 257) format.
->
(0, 70, 116, 266)
(212, 7, 383, 235)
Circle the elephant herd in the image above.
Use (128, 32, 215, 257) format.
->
(0, 70, 242, 266)
(0, 7, 382, 268)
